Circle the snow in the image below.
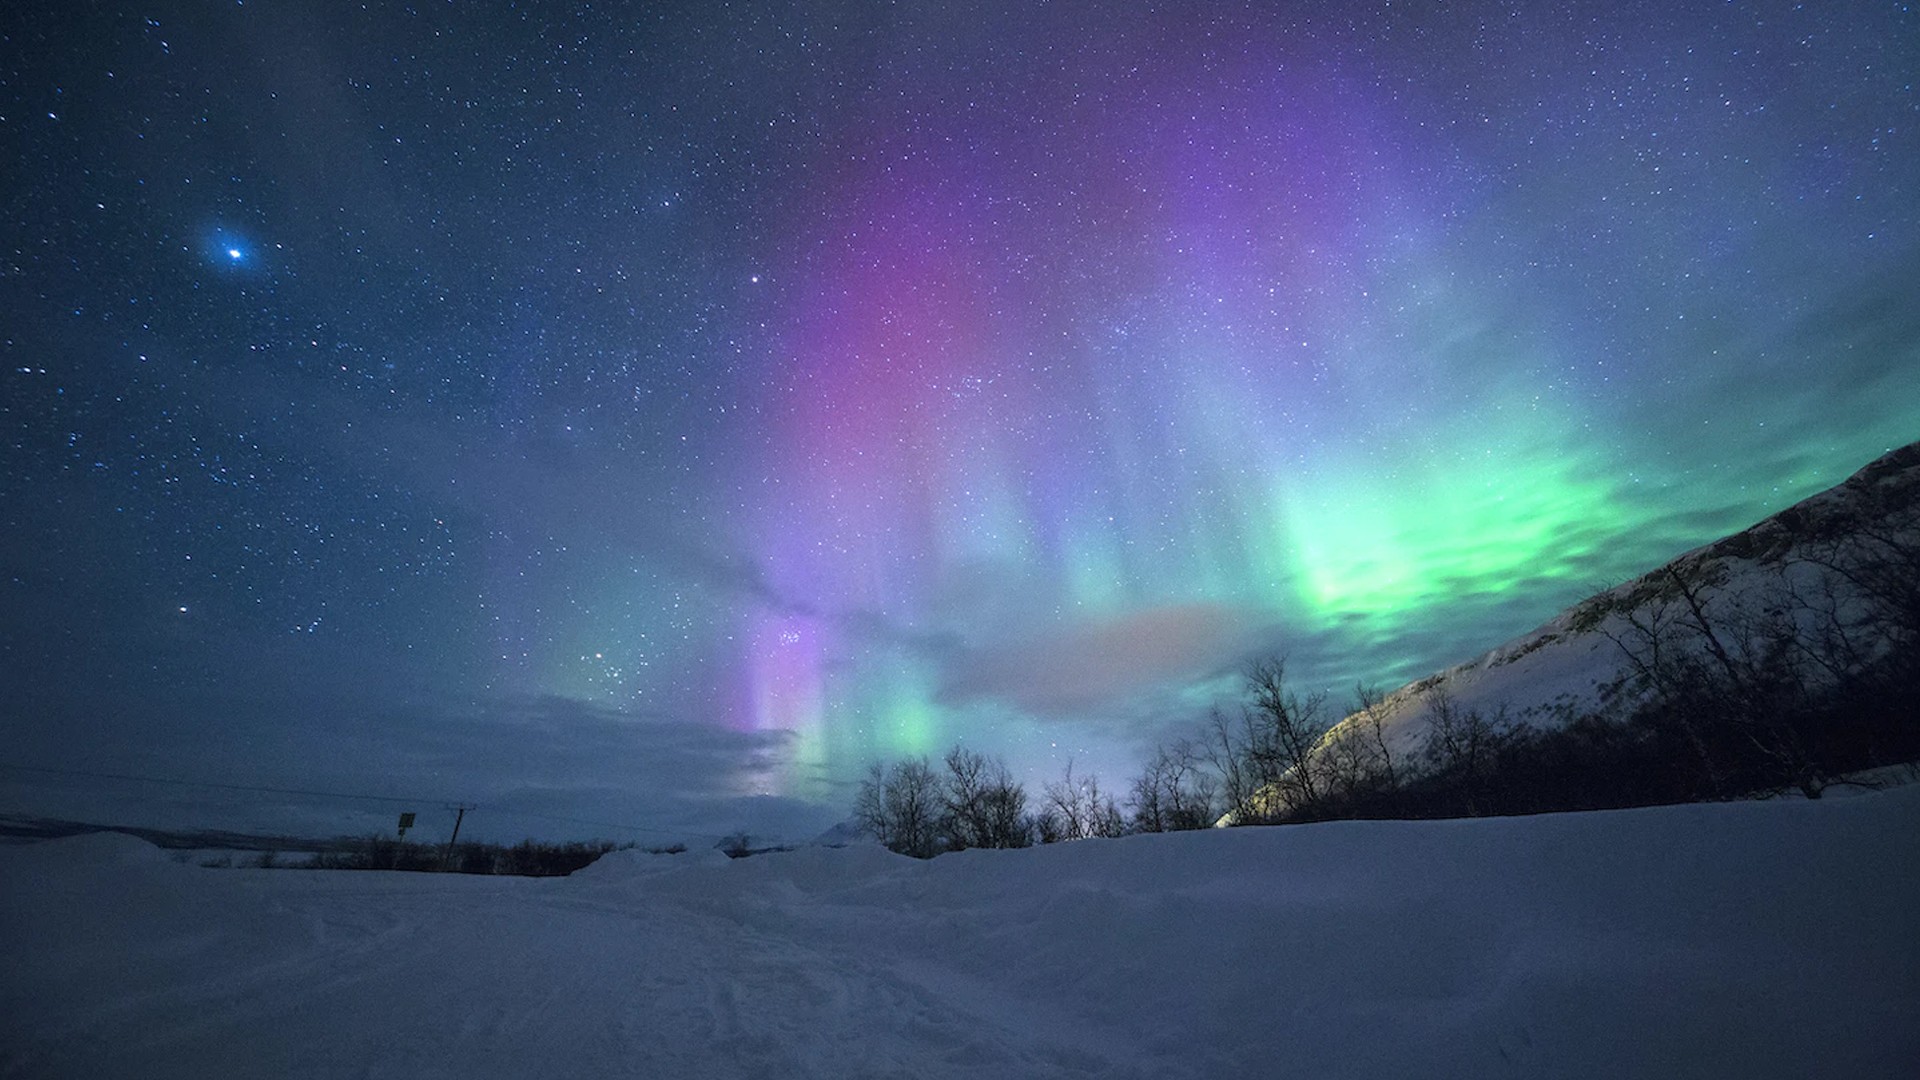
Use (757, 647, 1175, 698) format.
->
(5, 789, 1918, 1079)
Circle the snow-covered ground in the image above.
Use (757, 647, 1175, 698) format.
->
(5, 788, 1917, 1079)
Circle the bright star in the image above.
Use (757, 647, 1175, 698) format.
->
(227, 248, 243, 260)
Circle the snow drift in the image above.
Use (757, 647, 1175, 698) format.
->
(5, 786, 1917, 1078)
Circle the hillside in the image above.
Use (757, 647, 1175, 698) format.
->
(1312, 440, 1920, 780)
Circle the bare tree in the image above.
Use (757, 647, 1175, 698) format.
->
(941, 745, 1031, 850)
(1592, 561, 1835, 798)
(979, 774, 1033, 848)
(1590, 563, 1744, 797)
(1033, 807, 1066, 845)
(854, 757, 944, 858)
(1204, 705, 1263, 824)
(1128, 757, 1168, 833)
(1791, 500, 1920, 699)
(1355, 682, 1399, 794)
(1422, 688, 1504, 816)
(1320, 685, 1398, 812)
(1129, 738, 1218, 832)
(1244, 658, 1332, 819)
(1042, 759, 1125, 841)
(941, 745, 992, 851)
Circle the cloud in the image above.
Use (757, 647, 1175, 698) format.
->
(0, 688, 831, 846)
(936, 602, 1259, 718)
(288, 694, 824, 840)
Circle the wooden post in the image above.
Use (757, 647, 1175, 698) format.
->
(443, 804, 474, 865)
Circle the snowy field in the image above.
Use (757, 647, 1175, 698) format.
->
(5, 789, 1917, 1080)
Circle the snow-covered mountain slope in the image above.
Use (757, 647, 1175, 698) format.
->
(4, 788, 1917, 1078)
(1319, 440, 1920, 765)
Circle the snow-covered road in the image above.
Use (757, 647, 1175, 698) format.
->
(5, 787, 1917, 1079)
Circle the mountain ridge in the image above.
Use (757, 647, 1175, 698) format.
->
(1316, 439, 1920, 773)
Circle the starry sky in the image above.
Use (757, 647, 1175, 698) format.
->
(4, 1, 1917, 844)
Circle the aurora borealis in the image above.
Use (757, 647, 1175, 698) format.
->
(4, 1, 1917, 840)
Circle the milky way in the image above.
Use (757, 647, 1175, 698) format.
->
(4, 1, 1916, 838)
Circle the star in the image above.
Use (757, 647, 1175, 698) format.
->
(6, 0, 1914, 844)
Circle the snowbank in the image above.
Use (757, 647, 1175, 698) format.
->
(4, 790, 1917, 1078)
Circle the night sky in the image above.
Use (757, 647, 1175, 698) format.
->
(4, 1, 1917, 843)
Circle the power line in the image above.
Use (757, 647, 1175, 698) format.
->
(0, 761, 731, 842)
(0, 761, 450, 806)
(502, 807, 726, 843)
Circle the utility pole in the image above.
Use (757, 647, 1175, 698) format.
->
(443, 803, 474, 864)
